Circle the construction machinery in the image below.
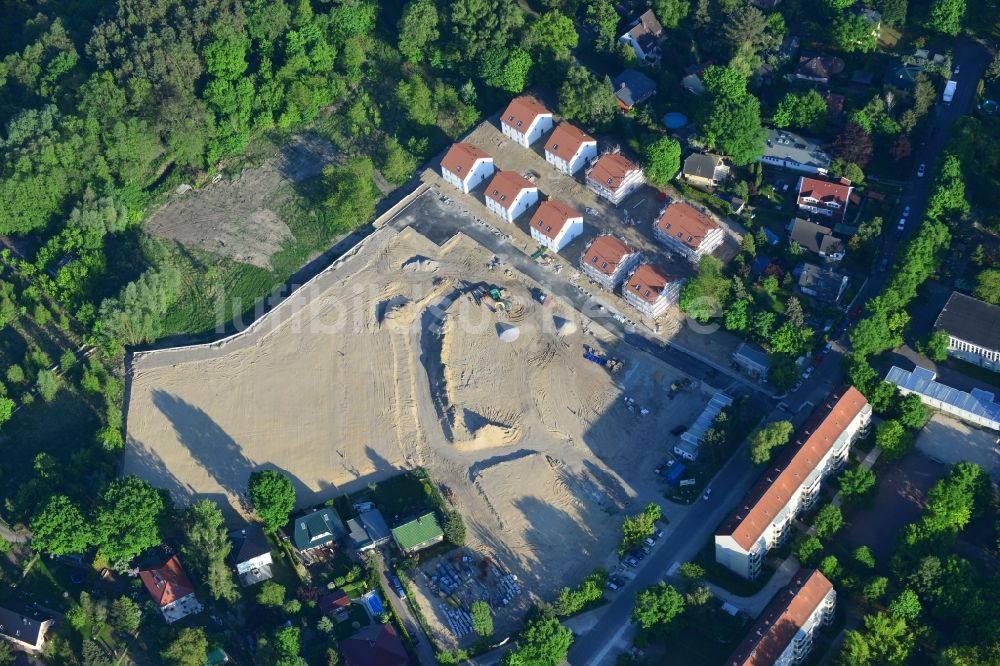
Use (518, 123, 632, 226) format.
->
(468, 284, 511, 313)
(583, 345, 624, 373)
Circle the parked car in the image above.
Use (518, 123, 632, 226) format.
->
(624, 556, 639, 568)
(702, 488, 713, 501)
(902, 205, 911, 217)
(630, 549, 646, 561)
(897, 218, 905, 231)
(654, 528, 665, 539)
(811, 355, 823, 368)
(954, 65, 961, 75)
(823, 342, 833, 355)
(791, 379, 803, 392)
(879, 257, 889, 272)
(671, 424, 688, 436)
(607, 578, 621, 590)
(917, 163, 926, 177)
(609, 575, 627, 588)
(803, 366, 814, 378)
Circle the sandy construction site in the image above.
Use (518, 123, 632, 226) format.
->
(125, 202, 711, 601)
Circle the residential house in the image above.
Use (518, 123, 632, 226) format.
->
(652, 201, 725, 264)
(359, 509, 391, 547)
(796, 176, 853, 224)
(933, 292, 1000, 374)
(440, 143, 494, 194)
(228, 524, 274, 587)
(579, 234, 641, 291)
(733, 342, 770, 382)
(613, 69, 657, 111)
(886, 366, 1000, 431)
(789, 217, 846, 261)
(529, 199, 584, 253)
(586, 153, 645, 205)
(340, 623, 408, 666)
(544, 123, 598, 175)
(391, 512, 444, 554)
(0, 605, 52, 654)
(794, 55, 845, 84)
(622, 263, 682, 318)
(292, 507, 348, 554)
(319, 589, 352, 621)
(727, 569, 836, 666)
(484, 171, 539, 223)
(347, 519, 375, 552)
(618, 9, 663, 61)
(760, 129, 831, 174)
(715, 387, 871, 578)
(500, 96, 553, 148)
(682, 153, 729, 188)
(798, 263, 849, 303)
(674, 392, 733, 461)
(140, 555, 204, 623)
(681, 62, 709, 95)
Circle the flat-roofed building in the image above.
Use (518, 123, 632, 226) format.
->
(653, 201, 725, 264)
(885, 365, 1000, 431)
(484, 171, 539, 223)
(933, 292, 1000, 374)
(715, 387, 871, 578)
(579, 234, 641, 291)
(441, 143, 494, 193)
(733, 342, 770, 382)
(622, 263, 681, 318)
(727, 569, 836, 666)
(675, 392, 733, 461)
(545, 123, 598, 175)
(500, 96, 554, 148)
(586, 153, 645, 205)
(759, 129, 831, 175)
(528, 199, 584, 253)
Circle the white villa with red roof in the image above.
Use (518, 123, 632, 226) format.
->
(586, 153, 645, 205)
(544, 123, 598, 175)
(796, 176, 853, 224)
(715, 387, 871, 579)
(484, 171, 539, 223)
(528, 199, 583, 253)
(500, 96, 553, 148)
(579, 234, 641, 291)
(727, 569, 836, 666)
(653, 200, 725, 264)
(622, 263, 681, 318)
(140, 555, 204, 623)
(441, 143, 495, 194)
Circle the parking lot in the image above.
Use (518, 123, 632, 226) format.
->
(916, 413, 1000, 481)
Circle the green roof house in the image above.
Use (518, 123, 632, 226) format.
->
(391, 512, 444, 554)
(291, 507, 347, 553)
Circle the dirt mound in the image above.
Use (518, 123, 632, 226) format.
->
(496, 323, 520, 343)
(553, 316, 577, 337)
(402, 255, 440, 272)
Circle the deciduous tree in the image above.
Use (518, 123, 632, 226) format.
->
(558, 65, 616, 129)
(180, 500, 238, 602)
(632, 583, 684, 629)
(95, 476, 165, 564)
(642, 137, 681, 188)
(30, 495, 92, 556)
(248, 470, 295, 532)
(398, 0, 439, 63)
(748, 420, 793, 465)
(162, 628, 208, 666)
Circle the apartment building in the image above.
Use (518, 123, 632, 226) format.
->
(727, 569, 836, 666)
(933, 291, 1000, 374)
(715, 387, 871, 579)
(653, 200, 725, 264)
(586, 153, 645, 205)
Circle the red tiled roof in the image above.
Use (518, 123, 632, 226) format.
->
(319, 590, 351, 615)
(728, 570, 833, 666)
(140, 556, 195, 608)
(625, 264, 677, 303)
(545, 123, 596, 163)
(798, 177, 851, 209)
(501, 96, 551, 133)
(340, 623, 408, 666)
(441, 143, 491, 179)
(485, 171, 536, 210)
(529, 199, 581, 241)
(588, 153, 640, 192)
(654, 201, 720, 250)
(717, 387, 869, 551)
(583, 234, 634, 276)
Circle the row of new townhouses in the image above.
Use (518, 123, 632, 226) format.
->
(578, 234, 682, 318)
(715, 386, 872, 579)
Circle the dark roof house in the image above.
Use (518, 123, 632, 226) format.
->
(292, 507, 347, 552)
(340, 622, 409, 666)
(0, 605, 52, 653)
(797, 263, 848, 302)
(934, 292, 1000, 355)
(682, 153, 728, 187)
(789, 218, 845, 259)
(613, 70, 657, 110)
(794, 55, 845, 83)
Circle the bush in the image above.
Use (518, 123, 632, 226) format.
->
(36, 369, 61, 402)
(814, 504, 844, 540)
(5, 365, 24, 384)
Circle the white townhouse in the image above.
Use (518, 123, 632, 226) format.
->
(622, 263, 681, 318)
(484, 171, 539, 223)
(441, 142, 495, 194)
(586, 153, 645, 205)
(500, 96, 553, 148)
(715, 387, 871, 579)
(652, 200, 725, 264)
(545, 123, 598, 175)
(528, 199, 583, 253)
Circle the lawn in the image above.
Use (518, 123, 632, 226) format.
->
(369, 470, 441, 524)
(643, 605, 746, 665)
(333, 603, 372, 640)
